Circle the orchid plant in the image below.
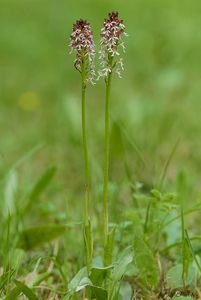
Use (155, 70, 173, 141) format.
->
(69, 12, 127, 299)
(70, 19, 95, 276)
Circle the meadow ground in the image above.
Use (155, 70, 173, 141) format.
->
(1, 0, 201, 299)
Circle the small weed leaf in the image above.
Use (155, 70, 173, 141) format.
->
(17, 224, 66, 250)
(133, 232, 159, 287)
(166, 263, 196, 289)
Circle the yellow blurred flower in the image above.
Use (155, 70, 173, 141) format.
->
(18, 92, 41, 111)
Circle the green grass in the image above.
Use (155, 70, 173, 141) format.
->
(1, 0, 201, 299)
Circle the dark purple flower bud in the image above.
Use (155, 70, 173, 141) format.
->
(69, 19, 95, 82)
(99, 12, 127, 78)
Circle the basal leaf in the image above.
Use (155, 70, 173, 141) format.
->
(112, 246, 133, 282)
(68, 267, 87, 293)
(68, 267, 107, 300)
(90, 265, 113, 286)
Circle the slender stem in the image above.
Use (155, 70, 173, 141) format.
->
(103, 72, 112, 247)
(81, 67, 90, 224)
(81, 62, 92, 282)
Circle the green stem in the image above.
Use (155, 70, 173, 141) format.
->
(81, 62, 92, 279)
(81, 70, 90, 224)
(103, 72, 112, 248)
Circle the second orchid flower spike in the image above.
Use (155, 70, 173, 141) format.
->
(99, 11, 127, 78)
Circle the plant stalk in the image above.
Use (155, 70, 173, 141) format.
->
(81, 78, 90, 223)
(103, 72, 112, 248)
(81, 62, 92, 277)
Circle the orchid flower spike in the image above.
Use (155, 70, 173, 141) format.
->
(99, 11, 127, 78)
(69, 19, 95, 83)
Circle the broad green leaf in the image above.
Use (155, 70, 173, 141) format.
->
(75, 278, 107, 300)
(90, 285, 107, 299)
(68, 268, 107, 300)
(17, 224, 66, 250)
(166, 263, 196, 288)
(109, 247, 133, 300)
(133, 233, 159, 287)
(14, 279, 39, 300)
(112, 247, 133, 282)
(68, 267, 87, 293)
(90, 265, 113, 286)
(75, 277, 92, 292)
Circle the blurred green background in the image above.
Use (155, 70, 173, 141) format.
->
(1, 0, 201, 223)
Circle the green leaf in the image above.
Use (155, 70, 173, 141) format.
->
(112, 247, 133, 282)
(17, 224, 66, 250)
(68, 267, 87, 293)
(166, 263, 196, 288)
(24, 166, 57, 212)
(109, 247, 133, 300)
(67, 268, 107, 300)
(14, 279, 39, 300)
(4, 287, 21, 300)
(75, 278, 107, 300)
(74, 277, 92, 292)
(0, 270, 15, 290)
(90, 265, 113, 286)
(119, 282, 132, 300)
(90, 285, 107, 300)
(133, 233, 159, 287)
